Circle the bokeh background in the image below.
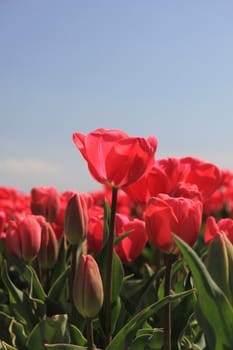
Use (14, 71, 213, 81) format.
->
(1, 1, 233, 193)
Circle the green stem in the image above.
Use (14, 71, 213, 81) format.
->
(70, 244, 78, 320)
(164, 254, 173, 350)
(104, 186, 118, 346)
(87, 318, 94, 350)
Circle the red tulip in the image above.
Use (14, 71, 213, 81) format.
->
(6, 215, 42, 262)
(114, 213, 147, 263)
(180, 157, 223, 201)
(30, 186, 60, 223)
(73, 128, 157, 188)
(87, 208, 104, 254)
(144, 194, 203, 254)
(204, 216, 233, 245)
(0, 211, 6, 233)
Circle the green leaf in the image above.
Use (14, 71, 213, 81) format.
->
(44, 345, 102, 350)
(96, 248, 123, 302)
(46, 267, 70, 315)
(50, 237, 68, 286)
(9, 319, 27, 349)
(6, 255, 47, 303)
(0, 311, 14, 344)
(106, 290, 193, 350)
(173, 234, 233, 350)
(1, 342, 18, 350)
(68, 324, 87, 346)
(114, 230, 133, 246)
(103, 199, 111, 248)
(129, 328, 164, 350)
(110, 296, 121, 334)
(1, 261, 35, 330)
(48, 267, 70, 302)
(26, 314, 70, 350)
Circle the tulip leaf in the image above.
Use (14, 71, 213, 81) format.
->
(1, 261, 35, 330)
(103, 199, 111, 248)
(173, 234, 233, 350)
(1, 342, 18, 350)
(68, 324, 87, 346)
(26, 314, 70, 349)
(128, 328, 163, 350)
(106, 289, 193, 350)
(44, 345, 102, 350)
(50, 237, 68, 286)
(9, 319, 27, 349)
(47, 267, 70, 302)
(96, 248, 123, 302)
(0, 311, 14, 344)
(6, 255, 47, 303)
(46, 266, 71, 317)
(114, 230, 133, 246)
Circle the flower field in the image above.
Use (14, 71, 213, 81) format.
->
(0, 128, 233, 350)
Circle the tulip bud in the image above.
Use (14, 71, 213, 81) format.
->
(73, 254, 104, 318)
(206, 231, 233, 305)
(37, 218, 59, 269)
(31, 186, 60, 223)
(64, 193, 88, 245)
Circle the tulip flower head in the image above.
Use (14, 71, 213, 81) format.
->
(31, 186, 60, 223)
(6, 215, 42, 262)
(73, 128, 157, 188)
(145, 194, 203, 254)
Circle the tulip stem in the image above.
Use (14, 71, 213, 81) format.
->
(164, 254, 174, 350)
(105, 186, 118, 346)
(70, 244, 78, 320)
(87, 318, 94, 350)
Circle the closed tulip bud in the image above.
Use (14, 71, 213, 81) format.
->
(73, 254, 104, 318)
(6, 215, 41, 262)
(37, 217, 59, 269)
(206, 231, 233, 305)
(64, 193, 88, 245)
(31, 186, 60, 223)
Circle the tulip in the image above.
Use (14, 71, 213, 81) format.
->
(73, 128, 157, 188)
(37, 217, 59, 269)
(114, 213, 148, 263)
(64, 193, 88, 245)
(0, 211, 6, 233)
(73, 254, 104, 318)
(30, 186, 60, 223)
(144, 194, 203, 254)
(6, 215, 41, 262)
(204, 216, 233, 244)
(87, 212, 104, 254)
(206, 231, 233, 305)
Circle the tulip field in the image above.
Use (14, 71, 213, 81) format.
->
(0, 128, 233, 349)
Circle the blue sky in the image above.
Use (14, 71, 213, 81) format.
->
(1, 1, 233, 194)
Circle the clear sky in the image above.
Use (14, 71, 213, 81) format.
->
(1, 1, 233, 194)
